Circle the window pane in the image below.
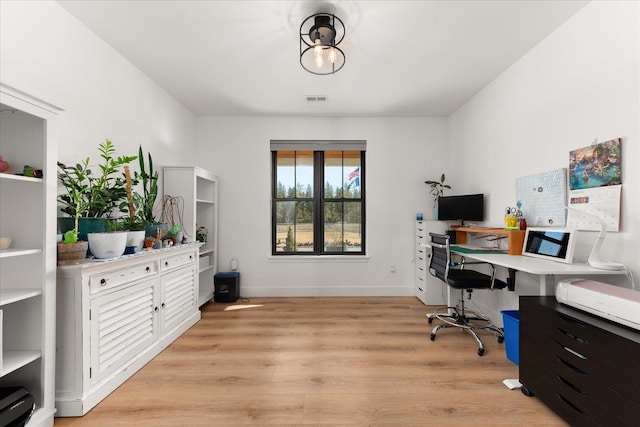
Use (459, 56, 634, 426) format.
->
(275, 201, 314, 252)
(276, 151, 295, 198)
(295, 201, 314, 252)
(344, 201, 362, 252)
(324, 150, 343, 198)
(295, 151, 313, 198)
(324, 201, 344, 252)
(343, 151, 361, 199)
(276, 151, 313, 199)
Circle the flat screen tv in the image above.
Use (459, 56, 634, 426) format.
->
(437, 193, 484, 224)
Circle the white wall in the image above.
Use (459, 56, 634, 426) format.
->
(196, 116, 448, 296)
(449, 1, 640, 320)
(0, 1, 195, 189)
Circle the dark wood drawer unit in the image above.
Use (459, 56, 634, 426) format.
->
(519, 296, 640, 427)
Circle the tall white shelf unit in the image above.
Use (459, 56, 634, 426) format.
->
(415, 220, 447, 306)
(0, 84, 60, 427)
(163, 167, 218, 307)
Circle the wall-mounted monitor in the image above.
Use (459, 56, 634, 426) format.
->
(437, 193, 484, 224)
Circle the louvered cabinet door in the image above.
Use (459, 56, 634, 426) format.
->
(89, 278, 159, 386)
(161, 265, 196, 335)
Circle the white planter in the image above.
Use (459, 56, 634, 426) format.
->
(88, 232, 127, 259)
(126, 230, 146, 252)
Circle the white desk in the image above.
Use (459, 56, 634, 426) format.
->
(421, 243, 626, 295)
(450, 251, 625, 295)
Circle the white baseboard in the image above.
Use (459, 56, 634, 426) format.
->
(239, 285, 414, 298)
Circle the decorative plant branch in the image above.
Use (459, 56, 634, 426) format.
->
(161, 195, 187, 237)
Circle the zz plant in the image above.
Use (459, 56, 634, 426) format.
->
(57, 139, 137, 219)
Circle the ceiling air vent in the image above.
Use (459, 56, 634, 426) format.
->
(306, 95, 328, 102)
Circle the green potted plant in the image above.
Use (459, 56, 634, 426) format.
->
(133, 145, 163, 237)
(56, 184, 90, 264)
(425, 173, 451, 219)
(57, 139, 137, 240)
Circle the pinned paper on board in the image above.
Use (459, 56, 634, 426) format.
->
(515, 168, 567, 227)
(567, 138, 622, 232)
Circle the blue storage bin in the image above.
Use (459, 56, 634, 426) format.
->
(501, 310, 519, 365)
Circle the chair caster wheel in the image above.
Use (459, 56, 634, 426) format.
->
(477, 348, 485, 356)
(430, 333, 436, 341)
(521, 386, 534, 397)
(497, 336, 504, 343)
(427, 317, 434, 324)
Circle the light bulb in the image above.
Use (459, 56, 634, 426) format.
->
(328, 47, 337, 64)
(313, 39, 323, 57)
(313, 39, 323, 68)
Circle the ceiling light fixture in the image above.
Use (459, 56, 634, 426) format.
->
(300, 13, 345, 75)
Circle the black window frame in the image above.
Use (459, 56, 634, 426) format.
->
(271, 148, 366, 256)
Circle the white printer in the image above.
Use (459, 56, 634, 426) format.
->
(556, 279, 640, 330)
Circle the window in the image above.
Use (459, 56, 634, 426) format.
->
(271, 141, 366, 255)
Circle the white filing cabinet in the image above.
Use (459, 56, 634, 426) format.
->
(415, 221, 447, 305)
(55, 243, 201, 416)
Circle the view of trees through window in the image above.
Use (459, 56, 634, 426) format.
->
(273, 149, 364, 255)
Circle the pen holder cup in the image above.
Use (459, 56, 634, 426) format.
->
(504, 216, 518, 229)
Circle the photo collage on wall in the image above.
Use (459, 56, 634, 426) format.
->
(567, 138, 622, 231)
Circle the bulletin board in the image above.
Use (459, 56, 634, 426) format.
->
(515, 168, 567, 227)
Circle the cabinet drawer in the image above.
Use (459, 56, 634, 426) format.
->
(90, 261, 158, 294)
(160, 251, 196, 272)
(522, 299, 640, 384)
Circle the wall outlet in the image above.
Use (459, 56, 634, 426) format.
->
(390, 265, 396, 273)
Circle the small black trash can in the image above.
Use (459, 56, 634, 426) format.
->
(214, 272, 240, 302)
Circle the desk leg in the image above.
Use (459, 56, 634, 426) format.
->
(540, 274, 556, 295)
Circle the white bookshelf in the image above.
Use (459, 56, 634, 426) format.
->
(163, 167, 218, 306)
(0, 83, 60, 427)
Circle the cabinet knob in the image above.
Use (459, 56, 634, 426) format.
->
(161, 302, 166, 308)
(165, 261, 169, 267)
(189, 255, 193, 260)
(146, 266, 151, 273)
(100, 278, 107, 286)
(154, 306, 159, 312)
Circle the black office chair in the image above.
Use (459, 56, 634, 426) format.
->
(426, 232, 506, 356)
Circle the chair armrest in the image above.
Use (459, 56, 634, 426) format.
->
(456, 259, 499, 289)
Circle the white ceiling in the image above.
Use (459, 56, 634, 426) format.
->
(57, 0, 589, 117)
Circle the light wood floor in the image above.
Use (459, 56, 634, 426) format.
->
(54, 297, 567, 426)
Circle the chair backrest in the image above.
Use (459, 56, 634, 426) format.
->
(428, 233, 451, 283)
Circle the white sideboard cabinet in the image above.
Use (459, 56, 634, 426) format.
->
(0, 84, 60, 427)
(55, 244, 201, 416)
(415, 221, 447, 305)
(163, 167, 218, 306)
